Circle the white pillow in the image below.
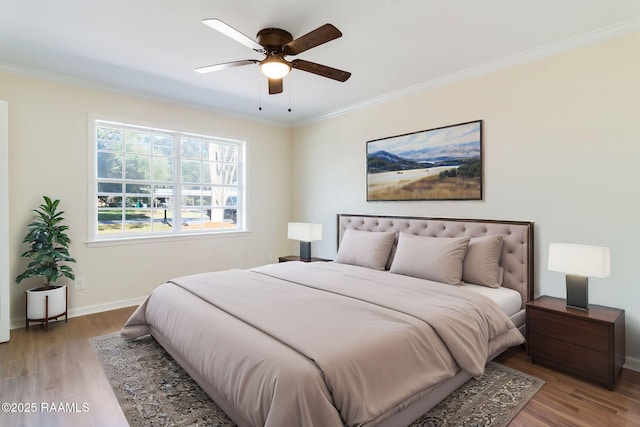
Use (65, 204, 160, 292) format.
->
(462, 235, 504, 288)
(390, 233, 470, 285)
(335, 229, 396, 270)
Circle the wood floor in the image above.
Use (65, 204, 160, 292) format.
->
(1, 307, 639, 427)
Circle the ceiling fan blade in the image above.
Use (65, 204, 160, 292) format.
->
(195, 60, 259, 73)
(203, 19, 264, 52)
(283, 23, 342, 56)
(268, 78, 283, 94)
(291, 59, 351, 82)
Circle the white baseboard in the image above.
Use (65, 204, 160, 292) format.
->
(10, 296, 146, 330)
(625, 355, 640, 373)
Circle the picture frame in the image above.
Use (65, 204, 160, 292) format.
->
(366, 120, 483, 201)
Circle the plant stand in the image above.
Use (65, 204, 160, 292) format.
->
(25, 285, 68, 332)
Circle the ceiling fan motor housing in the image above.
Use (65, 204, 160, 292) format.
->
(256, 28, 293, 51)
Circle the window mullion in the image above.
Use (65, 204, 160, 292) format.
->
(173, 133, 182, 234)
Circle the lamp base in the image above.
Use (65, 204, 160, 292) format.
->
(566, 275, 589, 311)
(299, 241, 311, 262)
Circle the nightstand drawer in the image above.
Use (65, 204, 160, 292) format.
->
(528, 308, 609, 352)
(528, 332, 610, 381)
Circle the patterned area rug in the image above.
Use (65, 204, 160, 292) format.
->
(91, 333, 543, 427)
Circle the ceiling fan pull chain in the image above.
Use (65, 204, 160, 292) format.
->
(288, 76, 292, 112)
(258, 68, 263, 111)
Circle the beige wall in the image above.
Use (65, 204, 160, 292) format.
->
(291, 32, 640, 369)
(2, 72, 292, 325)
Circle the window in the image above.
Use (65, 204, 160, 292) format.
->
(92, 120, 244, 241)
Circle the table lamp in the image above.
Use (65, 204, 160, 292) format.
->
(548, 243, 610, 311)
(287, 222, 322, 261)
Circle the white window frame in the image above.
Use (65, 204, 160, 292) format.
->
(88, 117, 246, 245)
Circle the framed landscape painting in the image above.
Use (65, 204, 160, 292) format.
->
(366, 120, 483, 201)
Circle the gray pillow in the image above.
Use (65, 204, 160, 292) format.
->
(462, 235, 504, 288)
(335, 229, 396, 270)
(390, 233, 471, 285)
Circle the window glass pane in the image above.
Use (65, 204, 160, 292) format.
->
(125, 131, 152, 154)
(153, 185, 173, 208)
(125, 196, 151, 208)
(224, 213, 238, 227)
(202, 141, 222, 162)
(97, 195, 122, 208)
(207, 187, 223, 207)
(181, 208, 202, 231)
(98, 196, 122, 208)
(154, 135, 173, 156)
(223, 191, 238, 225)
(223, 190, 237, 208)
(124, 209, 152, 233)
(97, 152, 122, 179)
(224, 144, 238, 163)
(224, 163, 238, 185)
(181, 138, 201, 159)
(98, 182, 122, 194)
(201, 187, 212, 207)
(202, 186, 213, 207)
(219, 163, 231, 184)
(204, 208, 236, 229)
(154, 157, 173, 182)
(96, 127, 123, 151)
(182, 185, 201, 207)
(125, 184, 151, 194)
(203, 210, 221, 230)
(181, 160, 200, 183)
(205, 207, 220, 223)
(201, 162, 215, 184)
(98, 209, 123, 235)
(152, 208, 173, 232)
(125, 154, 151, 180)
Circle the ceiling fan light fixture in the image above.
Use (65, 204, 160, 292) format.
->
(259, 56, 291, 79)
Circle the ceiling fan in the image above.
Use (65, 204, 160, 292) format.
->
(195, 19, 351, 95)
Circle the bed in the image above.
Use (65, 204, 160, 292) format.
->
(122, 214, 534, 427)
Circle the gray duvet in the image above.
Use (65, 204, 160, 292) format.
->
(122, 261, 524, 427)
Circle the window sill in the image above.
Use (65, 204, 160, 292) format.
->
(86, 229, 251, 248)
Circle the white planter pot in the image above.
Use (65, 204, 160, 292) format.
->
(26, 285, 67, 329)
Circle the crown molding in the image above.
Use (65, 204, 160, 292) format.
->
(298, 17, 640, 127)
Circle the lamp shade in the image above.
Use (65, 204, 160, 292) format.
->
(287, 222, 322, 242)
(548, 243, 610, 278)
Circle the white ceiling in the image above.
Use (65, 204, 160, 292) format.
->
(1, 1, 639, 126)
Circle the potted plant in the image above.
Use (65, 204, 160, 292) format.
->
(16, 196, 76, 330)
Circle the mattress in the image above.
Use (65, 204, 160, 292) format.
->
(461, 282, 523, 317)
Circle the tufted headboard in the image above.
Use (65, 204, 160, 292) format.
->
(337, 214, 534, 308)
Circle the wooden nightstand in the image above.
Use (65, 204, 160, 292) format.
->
(526, 295, 625, 389)
(278, 256, 332, 263)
